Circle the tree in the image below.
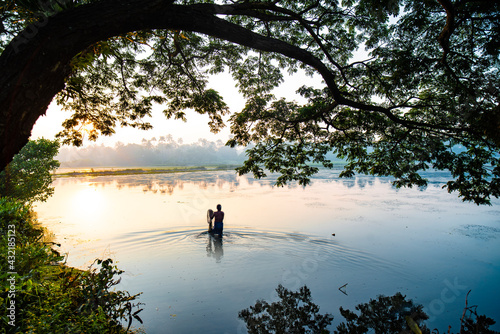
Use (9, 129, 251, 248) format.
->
(0, 138, 60, 204)
(0, 0, 498, 204)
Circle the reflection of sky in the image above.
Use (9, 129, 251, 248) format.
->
(34, 169, 500, 333)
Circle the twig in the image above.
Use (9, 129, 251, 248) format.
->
(459, 289, 472, 333)
(338, 283, 348, 295)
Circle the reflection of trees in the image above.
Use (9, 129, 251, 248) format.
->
(54, 169, 449, 195)
(356, 177, 376, 188)
(56, 170, 354, 195)
(82, 171, 243, 195)
(239, 285, 333, 333)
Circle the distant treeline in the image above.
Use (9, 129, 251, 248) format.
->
(57, 137, 246, 167)
(57, 137, 345, 168)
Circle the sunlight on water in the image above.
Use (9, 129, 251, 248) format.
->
(104, 227, 410, 333)
(34, 170, 500, 333)
(71, 186, 106, 231)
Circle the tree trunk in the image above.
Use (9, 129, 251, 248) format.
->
(0, 0, 342, 171)
(0, 0, 168, 170)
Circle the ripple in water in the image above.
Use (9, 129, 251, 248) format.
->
(110, 227, 403, 273)
(104, 228, 410, 333)
(454, 224, 500, 241)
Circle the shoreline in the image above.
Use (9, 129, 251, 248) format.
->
(54, 165, 240, 178)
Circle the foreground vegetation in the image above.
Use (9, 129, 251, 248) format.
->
(0, 198, 143, 333)
(0, 139, 144, 332)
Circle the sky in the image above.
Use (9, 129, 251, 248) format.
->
(31, 71, 323, 147)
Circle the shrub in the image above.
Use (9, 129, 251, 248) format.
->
(0, 198, 143, 333)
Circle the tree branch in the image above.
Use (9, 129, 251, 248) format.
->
(0, 0, 482, 170)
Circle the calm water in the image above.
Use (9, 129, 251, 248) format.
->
(35, 169, 500, 333)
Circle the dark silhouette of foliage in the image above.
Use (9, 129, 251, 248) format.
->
(238, 284, 333, 334)
(1, 0, 499, 204)
(457, 290, 498, 334)
(334, 292, 429, 334)
(240, 286, 499, 334)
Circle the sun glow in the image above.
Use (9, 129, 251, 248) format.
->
(80, 121, 95, 133)
(71, 186, 106, 232)
(75, 121, 97, 140)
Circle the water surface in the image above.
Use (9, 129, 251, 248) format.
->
(35, 169, 500, 333)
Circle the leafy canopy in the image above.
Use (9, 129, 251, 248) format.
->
(0, 139, 60, 204)
(1, 0, 499, 204)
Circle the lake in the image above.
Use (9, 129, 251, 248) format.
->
(34, 168, 500, 333)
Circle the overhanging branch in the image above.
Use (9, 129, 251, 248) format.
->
(0, 0, 480, 171)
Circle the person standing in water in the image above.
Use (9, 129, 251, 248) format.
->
(212, 204, 224, 237)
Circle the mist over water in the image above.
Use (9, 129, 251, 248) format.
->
(35, 169, 500, 333)
(56, 138, 246, 167)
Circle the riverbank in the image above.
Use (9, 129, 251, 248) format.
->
(0, 198, 143, 333)
(54, 161, 350, 178)
(54, 165, 240, 178)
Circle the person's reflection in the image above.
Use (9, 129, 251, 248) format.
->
(206, 235, 223, 262)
